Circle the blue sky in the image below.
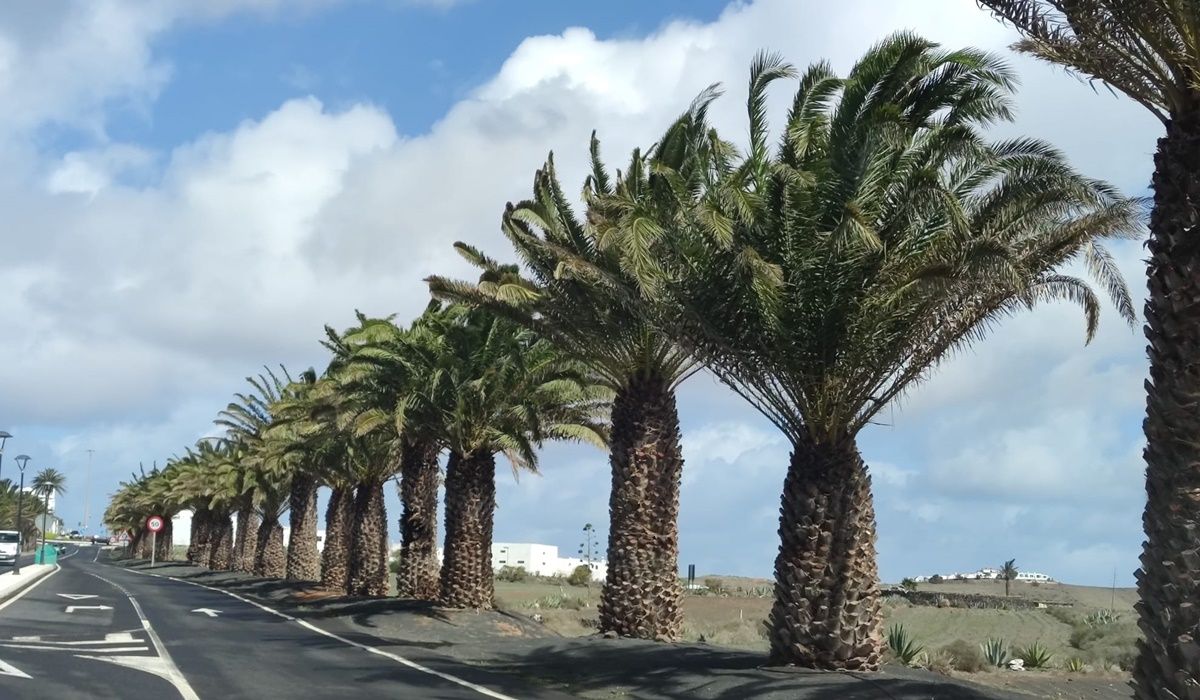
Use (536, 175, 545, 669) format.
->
(0, 0, 1158, 586)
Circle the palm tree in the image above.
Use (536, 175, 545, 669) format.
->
(597, 37, 1143, 669)
(31, 468, 66, 550)
(976, 5, 1197, 695)
(387, 304, 607, 608)
(1001, 559, 1019, 597)
(335, 310, 447, 600)
(0, 481, 45, 546)
(216, 367, 291, 573)
(428, 150, 697, 638)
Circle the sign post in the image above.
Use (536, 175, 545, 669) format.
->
(146, 515, 164, 567)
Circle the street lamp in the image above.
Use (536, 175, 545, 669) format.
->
(13, 455, 29, 575)
(0, 430, 11, 483)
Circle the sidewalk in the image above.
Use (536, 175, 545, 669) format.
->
(0, 564, 55, 605)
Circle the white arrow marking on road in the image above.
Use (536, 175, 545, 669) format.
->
(64, 605, 112, 613)
(190, 608, 221, 617)
(0, 658, 31, 679)
(57, 594, 99, 601)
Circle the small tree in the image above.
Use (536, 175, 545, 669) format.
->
(929, 574, 944, 584)
(900, 577, 918, 592)
(568, 565, 592, 587)
(496, 565, 528, 583)
(1001, 559, 1018, 597)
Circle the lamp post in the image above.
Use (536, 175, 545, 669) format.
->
(0, 430, 11, 484)
(13, 455, 29, 575)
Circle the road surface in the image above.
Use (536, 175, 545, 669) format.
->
(0, 544, 556, 699)
(0, 552, 34, 572)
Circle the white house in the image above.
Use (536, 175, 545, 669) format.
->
(910, 566, 1055, 583)
(171, 510, 327, 551)
(492, 542, 608, 581)
(1014, 571, 1052, 582)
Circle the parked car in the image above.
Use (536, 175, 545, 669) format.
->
(91, 535, 111, 545)
(0, 531, 20, 565)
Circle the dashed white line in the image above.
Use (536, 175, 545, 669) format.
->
(120, 566, 519, 700)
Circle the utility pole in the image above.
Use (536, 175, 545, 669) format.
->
(84, 449, 94, 534)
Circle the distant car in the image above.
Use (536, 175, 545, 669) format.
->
(54, 543, 68, 554)
(91, 536, 111, 545)
(68, 530, 80, 538)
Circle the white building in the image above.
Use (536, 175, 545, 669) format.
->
(911, 566, 1055, 583)
(1014, 571, 1052, 582)
(171, 510, 327, 551)
(492, 542, 607, 580)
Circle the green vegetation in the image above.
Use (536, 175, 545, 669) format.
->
(496, 566, 530, 583)
(940, 639, 986, 673)
(1016, 641, 1053, 669)
(886, 624, 925, 665)
(567, 565, 592, 587)
(981, 638, 1008, 668)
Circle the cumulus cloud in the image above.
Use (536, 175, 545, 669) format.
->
(0, 0, 1159, 585)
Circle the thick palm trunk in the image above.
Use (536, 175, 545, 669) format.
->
(253, 514, 285, 578)
(188, 508, 211, 565)
(768, 439, 882, 670)
(208, 512, 234, 570)
(154, 519, 174, 562)
(598, 374, 684, 640)
(439, 450, 496, 609)
(1135, 110, 1200, 700)
(130, 529, 147, 559)
(320, 486, 354, 592)
(396, 440, 440, 600)
(348, 480, 389, 597)
(233, 505, 259, 574)
(285, 474, 320, 582)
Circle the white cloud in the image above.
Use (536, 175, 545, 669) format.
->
(0, 0, 1162, 585)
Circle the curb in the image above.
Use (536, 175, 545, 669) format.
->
(0, 563, 58, 608)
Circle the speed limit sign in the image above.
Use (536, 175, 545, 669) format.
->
(146, 515, 165, 533)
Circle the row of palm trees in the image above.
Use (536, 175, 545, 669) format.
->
(0, 468, 67, 547)
(102, 18, 1189, 693)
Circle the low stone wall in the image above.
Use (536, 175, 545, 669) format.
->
(883, 589, 1066, 610)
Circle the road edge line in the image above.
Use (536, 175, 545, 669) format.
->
(0, 565, 60, 613)
(118, 565, 519, 700)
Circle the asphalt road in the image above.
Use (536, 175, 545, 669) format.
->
(0, 544, 555, 699)
(0, 551, 34, 572)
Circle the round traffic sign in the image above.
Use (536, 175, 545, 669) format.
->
(146, 515, 165, 533)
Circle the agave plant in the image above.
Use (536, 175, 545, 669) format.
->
(981, 638, 1009, 667)
(1065, 657, 1086, 673)
(886, 624, 925, 666)
(1084, 609, 1119, 627)
(1017, 641, 1054, 669)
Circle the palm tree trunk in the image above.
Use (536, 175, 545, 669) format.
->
(348, 480, 389, 597)
(767, 438, 882, 671)
(396, 440, 440, 600)
(285, 474, 320, 582)
(320, 485, 354, 592)
(234, 505, 259, 573)
(154, 518, 174, 562)
(598, 374, 684, 640)
(253, 513, 285, 578)
(188, 508, 211, 565)
(208, 511, 234, 570)
(439, 450, 496, 609)
(1135, 110, 1200, 700)
(131, 528, 147, 559)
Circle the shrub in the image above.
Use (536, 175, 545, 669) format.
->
(981, 638, 1008, 668)
(1016, 641, 1053, 669)
(526, 593, 587, 610)
(1085, 609, 1120, 627)
(567, 565, 592, 587)
(1044, 606, 1078, 625)
(929, 574, 944, 584)
(941, 639, 986, 673)
(704, 577, 726, 595)
(496, 565, 528, 583)
(886, 624, 924, 665)
(388, 549, 403, 575)
(900, 577, 918, 591)
(919, 650, 955, 676)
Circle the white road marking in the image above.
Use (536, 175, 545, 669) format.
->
(0, 658, 31, 679)
(0, 643, 149, 653)
(190, 608, 220, 617)
(75, 654, 180, 683)
(85, 573, 201, 700)
(0, 565, 60, 613)
(5, 633, 141, 646)
(65, 605, 112, 613)
(57, 593, 99, 600)
(58, 548, 77, 561)
(121, 567, 519, 700)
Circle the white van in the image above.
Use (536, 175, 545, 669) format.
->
(0, 530, 20, 565)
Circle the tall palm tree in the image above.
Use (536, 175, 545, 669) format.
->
(429, 150, 697, 638)
(598, 37, 1143, 669)
(0, 481, 45, 545)
(216, 367, 291, 573)
(976, 4, 1198, 695)
(31, 468, 67, 547)
(336, 309, 447, 600)
(389, 304, 607, 608)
